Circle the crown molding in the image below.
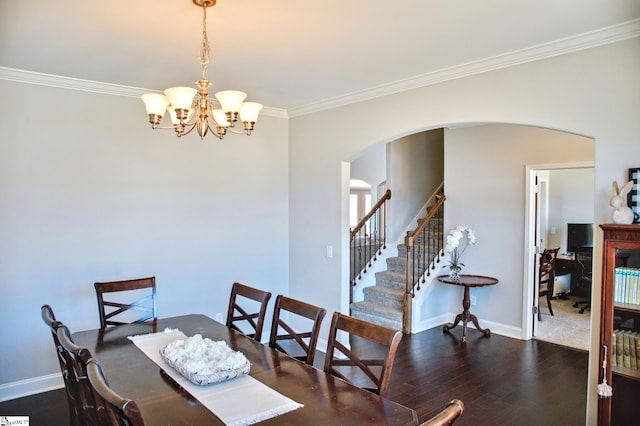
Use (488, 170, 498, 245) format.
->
(0, 67, 146, 98)
(2, 18, 639, 120)
(288, 18, 640, 118)
(0, 67, 288, 119)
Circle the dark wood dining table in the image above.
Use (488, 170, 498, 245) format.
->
(72, 314, 418, 425)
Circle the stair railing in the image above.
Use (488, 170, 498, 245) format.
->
(403, 183, 445, 332)
(350, 189, 392, 305)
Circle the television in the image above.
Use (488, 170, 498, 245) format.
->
(566, 223, 594, 253)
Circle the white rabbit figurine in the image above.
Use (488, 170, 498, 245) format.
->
(610, 180, 635, 224)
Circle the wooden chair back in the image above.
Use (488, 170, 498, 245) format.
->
(420, 399, 465, 426)
(94, 276, 157, 329)
(226, 282, 272, 341)
(268, 295, 327, 365)
(41, 305, 83, 426)
(537, 248, 559, 320)
(86, 358, 145, 426)
(57, 324, 102, 425)
(323, 312, 402, 397)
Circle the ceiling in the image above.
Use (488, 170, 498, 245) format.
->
(1, 0, 639, 115)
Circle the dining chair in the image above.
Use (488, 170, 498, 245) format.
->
(537, 247, 559, 321)
(41, 305, 83, 426)
(419, 399, 465, 426)
(268, 295, 327, 366)
(226, 282, 272, 342)
(57, 324, 102, 425)
(323, 312, 402, 397)
(94, 276, 157, 329)
(86, 358, 145, 426)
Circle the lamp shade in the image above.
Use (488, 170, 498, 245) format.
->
(239, 102, 263, 123)
(141, 94, 170, 116)
(215, 90, 247, 112)
(212, 109, 230, 127)
(164, 87, 197, 110)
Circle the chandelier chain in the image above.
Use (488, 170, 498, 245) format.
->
(199, 5, 211, 81)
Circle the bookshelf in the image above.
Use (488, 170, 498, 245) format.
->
(598, 224, 640, 426)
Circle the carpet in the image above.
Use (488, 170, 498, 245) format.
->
(535, 296, 591, 351)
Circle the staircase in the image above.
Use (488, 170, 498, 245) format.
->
(349, 183, 445, 332)
(350, 245, 407, 330)
(351, 215, 443, 331)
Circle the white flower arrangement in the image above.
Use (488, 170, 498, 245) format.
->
(160, 334, 250, 384)
(444, 225, 476, 272)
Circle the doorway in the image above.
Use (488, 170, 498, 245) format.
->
(525, 164, 594, 350)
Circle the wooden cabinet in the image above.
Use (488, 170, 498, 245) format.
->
(598, 224, 640, 425)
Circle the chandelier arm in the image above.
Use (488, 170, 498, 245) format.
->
(223, 127, 248, 135)
(177, 122, 199, 137)
(151, 124, 186, 131)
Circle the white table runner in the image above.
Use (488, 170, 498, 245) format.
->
(128, 329, 303, 426)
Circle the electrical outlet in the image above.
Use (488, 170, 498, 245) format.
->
(470, 296, 477, 306)
(214, 313, 223, 323)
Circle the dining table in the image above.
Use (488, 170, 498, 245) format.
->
(72, 314, 418, 425)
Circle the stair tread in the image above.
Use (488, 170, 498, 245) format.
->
(376, 270, 405, 279)
(351, 301, 403, 319)
(363, 285, 404, 297)
(352, 215, 443, 332)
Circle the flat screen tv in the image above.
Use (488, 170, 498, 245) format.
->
(566, 223, 594, 253)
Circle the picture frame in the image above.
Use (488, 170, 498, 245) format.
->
(628, 167, 640, 223)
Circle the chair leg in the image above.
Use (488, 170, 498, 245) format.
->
(572, 300, 590, 314)
(547, 294, 554, 316)
(578, 303, 590, 314)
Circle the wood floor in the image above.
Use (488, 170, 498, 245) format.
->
(0, 326, 588, 425)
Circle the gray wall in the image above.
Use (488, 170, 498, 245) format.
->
(350, 142, 386, 198)
(546, 168, 595, 252)
(0, 80, 290, 389)
(288, 38, 640, 424)
(387, 129, 444, 242)
(443, 124, 594, 325)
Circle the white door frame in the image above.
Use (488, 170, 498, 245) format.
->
(521, 161, 594, 340)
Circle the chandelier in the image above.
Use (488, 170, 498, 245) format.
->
(141, 0, 262, 140)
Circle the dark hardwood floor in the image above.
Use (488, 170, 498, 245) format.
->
(0, 326, 587, 425)
(386, 328, 587, 425)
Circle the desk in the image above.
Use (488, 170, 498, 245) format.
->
(437, 274, 499, 343)
(72, 315, 418, 425)
(555, 257, 581, 296)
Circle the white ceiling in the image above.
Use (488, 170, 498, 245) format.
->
(1, 0, 639, 115)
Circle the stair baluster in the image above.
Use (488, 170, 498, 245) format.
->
(350, 184, 445, 334)
(350, 190, 392, 305)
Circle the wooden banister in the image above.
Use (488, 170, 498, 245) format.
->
(350, 189, 392, 239)
(403, 183, 445, 333)
(350, 189, 392, 306)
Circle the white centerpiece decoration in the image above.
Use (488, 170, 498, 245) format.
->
(160, 334, 250, 385)
(444, 225, 476, 280)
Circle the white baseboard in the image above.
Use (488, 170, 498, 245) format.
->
(412, 312, 523, 340)
(412, 312, 452, 333)
(0, 373, 64, 402)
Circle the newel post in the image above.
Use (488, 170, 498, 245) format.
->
(403, 232, 413, 334)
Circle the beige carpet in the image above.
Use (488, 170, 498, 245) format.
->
(535, 296, 591, 351)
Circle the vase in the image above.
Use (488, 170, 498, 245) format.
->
(449, 268, 461, 280)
